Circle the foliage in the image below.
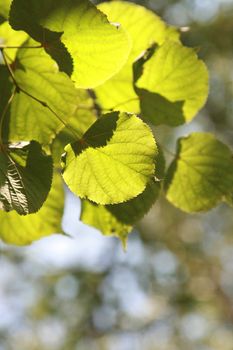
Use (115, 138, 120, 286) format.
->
(0, 0, 232, 246)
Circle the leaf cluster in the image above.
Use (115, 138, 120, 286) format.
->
(0, 0, 232, 246)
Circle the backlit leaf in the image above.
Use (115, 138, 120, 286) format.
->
(95, 1, 179, 113)
(8, 39, 78, 144)
(62, 112, 157, 205)
(9, 0, 131, 88)
(136, 41, 209, 123)
(164, 133, 233, 212)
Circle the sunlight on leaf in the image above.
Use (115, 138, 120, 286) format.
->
(136, 41, 209, 122)
(9, 0, 131, 88)
(164, 133, 233, 212)
(62, 112, 157, 205)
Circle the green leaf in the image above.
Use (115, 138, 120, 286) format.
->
(62, 20, 130, 89)
(136, 41, 209, 123)
(62, 112, 157, 205)
(0, 171, 64, 245)
(95, 1, 179, 113)
(0, 21, 27, 61)
(9, 0, 131, 88)
(0, 0, 12, 19)
(164, 133, 233, 212)
(7, 39, 78, 145)
(80, 200, 132, 248)
(0, 141, 53, 215)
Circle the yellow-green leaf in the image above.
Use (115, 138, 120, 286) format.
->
(62, 112, 157, 205)
(8, 39, 78, 145)
(136, 41, 209, 122)
(9, 0, 131, 88)
(164, 133, 233, 212)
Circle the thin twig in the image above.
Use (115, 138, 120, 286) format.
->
(0, 88, 16, 145)
(0, 44, 42, 49)
(1, 48, 20, 89)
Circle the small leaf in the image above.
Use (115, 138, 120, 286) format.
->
(0, 172, 64, 245)
(0, 141, 53, 215)
(164, 133, 233, 212)
(136, 41, 209, 123)
(62, 112, 157, 205)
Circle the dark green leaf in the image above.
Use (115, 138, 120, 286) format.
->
(0, 141, 53, 215)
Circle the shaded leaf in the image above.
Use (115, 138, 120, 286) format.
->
(0, 171, 64, 245)
(0, 65, 13, 118)
(0, 141, 53, 215)
(138, 90, 185, 126)
(107, 179, 160, 225)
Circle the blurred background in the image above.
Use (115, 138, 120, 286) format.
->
(1, 0, 233, 349)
